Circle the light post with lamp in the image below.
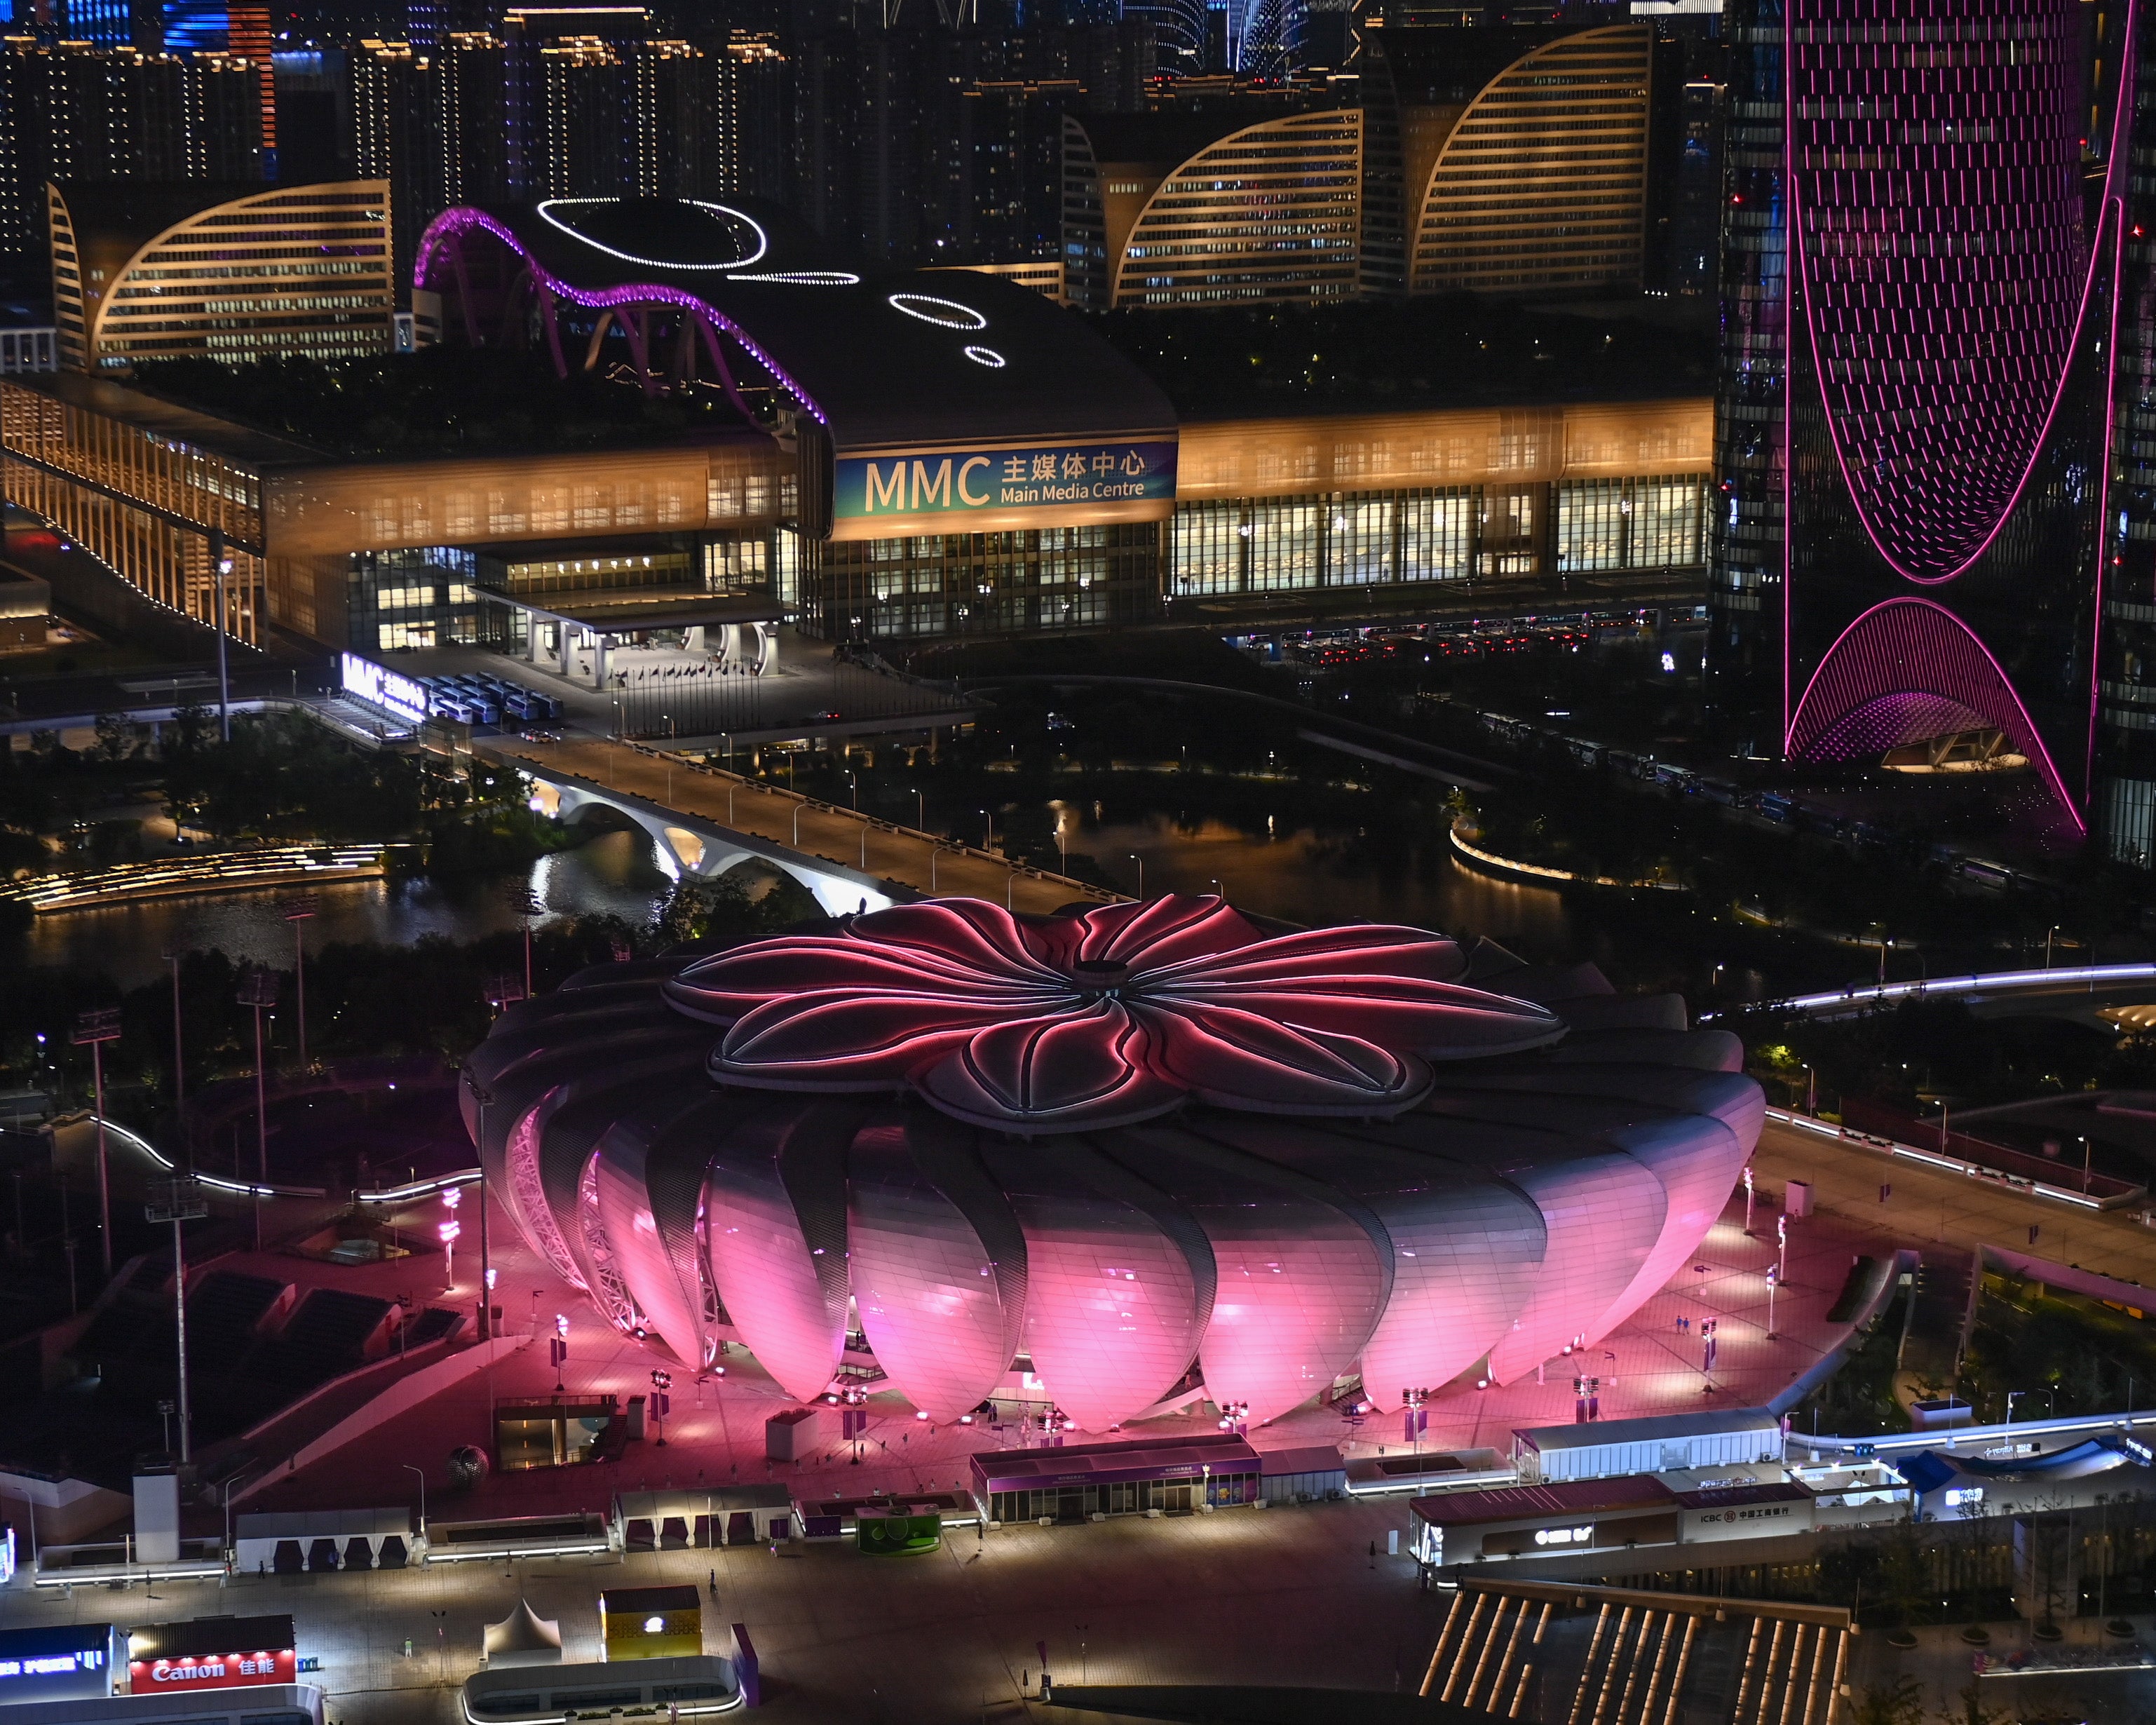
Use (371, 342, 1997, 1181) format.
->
(650, 1369, 672, 1447)
(465, 1071, 495, 1341)
(282, 895, 316, 1071)
(1127, 854, 1144, 899)
(438, 1185, 461, 1290)
(1764, 1265, 1779, 1340)
(1777, 1212, 1789, 1283)
(71, 1006, 120, 1280)
(402, 1463, 427, 1545)
(1743, 1165, 1756, 1236)
(146, 1175, 206, 1463)
(236, 966, 278, 1252)
(551, 1313, 570, 1391)
(163, 949, 184, 1111)
(981, 809, 994, 852)
(792, 804, 804, 846)
(911, 787, 925, 832)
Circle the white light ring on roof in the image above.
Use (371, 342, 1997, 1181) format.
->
(728, 271, 862, 285)
(888, 292, 989, 330)
(536, 198, 768, 271)
(963, 346, 1007, 368)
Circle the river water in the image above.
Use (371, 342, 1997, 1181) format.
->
(27, 811, 1592, 989)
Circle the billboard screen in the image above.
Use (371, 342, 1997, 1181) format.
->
(0, 1623, 117, 1703)
(339, 651, 429, 727)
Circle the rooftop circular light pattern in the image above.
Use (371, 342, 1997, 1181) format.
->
(535, 198, 768, 272)
(887, 292, 989, 330)
(728, 271, 862, 285)
(963, 346, 1007, 368)
(466, 895, 1763, 1433)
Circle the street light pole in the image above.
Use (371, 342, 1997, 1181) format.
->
(163, 950, 184, 1115)
(402, 1463, 426, 1540)
(237, 968, 279, 1250)
(283, 895, 316, 1072)
(1128, 854, 1144, 900)
(466, 1072, 494, 1343)
(147, 1176, 207, 1464)
(210, 530, 231, 742)
(72, 1008, 121, 1282)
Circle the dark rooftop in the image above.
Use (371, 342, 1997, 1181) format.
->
(128, 348, 754, 459)
(1410, 1475, 1676, 1527)
(1095, 295, 1716, 419)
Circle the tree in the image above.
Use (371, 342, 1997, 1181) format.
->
(1851, 1675, 1923, 1725)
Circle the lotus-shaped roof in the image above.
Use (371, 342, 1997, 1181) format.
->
(463, 895, 1763, 1430)
(663, 896, 1565, 1131)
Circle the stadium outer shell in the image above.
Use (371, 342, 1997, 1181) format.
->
(463, 896, 1763, 1432)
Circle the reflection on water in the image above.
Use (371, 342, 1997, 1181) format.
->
(29, 808, 1575, 987)
(1087, 813, 1574, 959)
(23, 830, 673, 987)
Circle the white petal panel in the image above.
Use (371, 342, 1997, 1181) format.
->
(847, 1125, 1016, 1421)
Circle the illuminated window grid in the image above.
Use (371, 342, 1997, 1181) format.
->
(51, 183, 395, 372)
(1410, 27, 1653, 296)
(1169, 488, 1482, 596)
(1, 458, 263, 645)
(0, 376, 262, 548)
(802, 525, 1160, 640)
(1111, 111, 1364, 309)
(1554, 475, 1707, 573)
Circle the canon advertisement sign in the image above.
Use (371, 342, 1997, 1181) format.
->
(128, 1615, 297, 1694)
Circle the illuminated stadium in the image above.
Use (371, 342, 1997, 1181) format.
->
(463, 895, 1763, 1431)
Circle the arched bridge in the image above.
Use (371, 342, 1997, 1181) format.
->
(487, 738, 1123, 917)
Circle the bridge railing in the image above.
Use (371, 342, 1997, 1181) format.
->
(574, 742, 1124, 904)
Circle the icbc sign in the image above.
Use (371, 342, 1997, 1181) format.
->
(127, 1616, 297, 1695)
(131, 1646, 295, 1691)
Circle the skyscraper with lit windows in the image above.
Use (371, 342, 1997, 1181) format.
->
(1708, 0, 2148, 852)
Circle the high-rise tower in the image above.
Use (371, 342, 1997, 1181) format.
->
(1709, 0, 2136, 843)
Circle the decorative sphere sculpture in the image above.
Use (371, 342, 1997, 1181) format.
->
(447, 1444, 489, 1490)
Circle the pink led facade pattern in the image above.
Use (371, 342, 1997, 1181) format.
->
(1788, 0, 2093, 585)
(464, 897, 1763, 1429)
(1775, 0, 2136, 830)
(1789, 598, 2079, 813)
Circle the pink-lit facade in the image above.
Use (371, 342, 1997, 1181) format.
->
(465, 897, 1763, 1429)
(1711, 0, 2138, 837)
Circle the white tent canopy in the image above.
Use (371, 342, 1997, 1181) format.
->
(484, 1598, 564, 1669)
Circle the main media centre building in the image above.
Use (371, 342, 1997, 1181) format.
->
(0, 195, 1709, 658)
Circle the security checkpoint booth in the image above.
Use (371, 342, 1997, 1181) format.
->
(612, 1487, 795, 1550)
(1409, 1476, 1682, 1569)
(972, 1433, 1261, 1525)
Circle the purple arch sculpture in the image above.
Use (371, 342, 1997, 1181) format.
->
(413, 207, 829, 423)
(1787, 597, 2084, 829)
(1787, 0, 2101, 586)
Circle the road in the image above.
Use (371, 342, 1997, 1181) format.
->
(490, 737, 1123, 917)
(1751, 1115, 2156, 1291)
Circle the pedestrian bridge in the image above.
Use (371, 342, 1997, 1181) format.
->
(488, 738, 1121, 918)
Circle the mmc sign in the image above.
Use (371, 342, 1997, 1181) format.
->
(836, 441, 1177, 524)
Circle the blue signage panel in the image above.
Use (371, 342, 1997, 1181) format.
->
(0, 1622, 118, 1702)
(835, 441, 1177, 522)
